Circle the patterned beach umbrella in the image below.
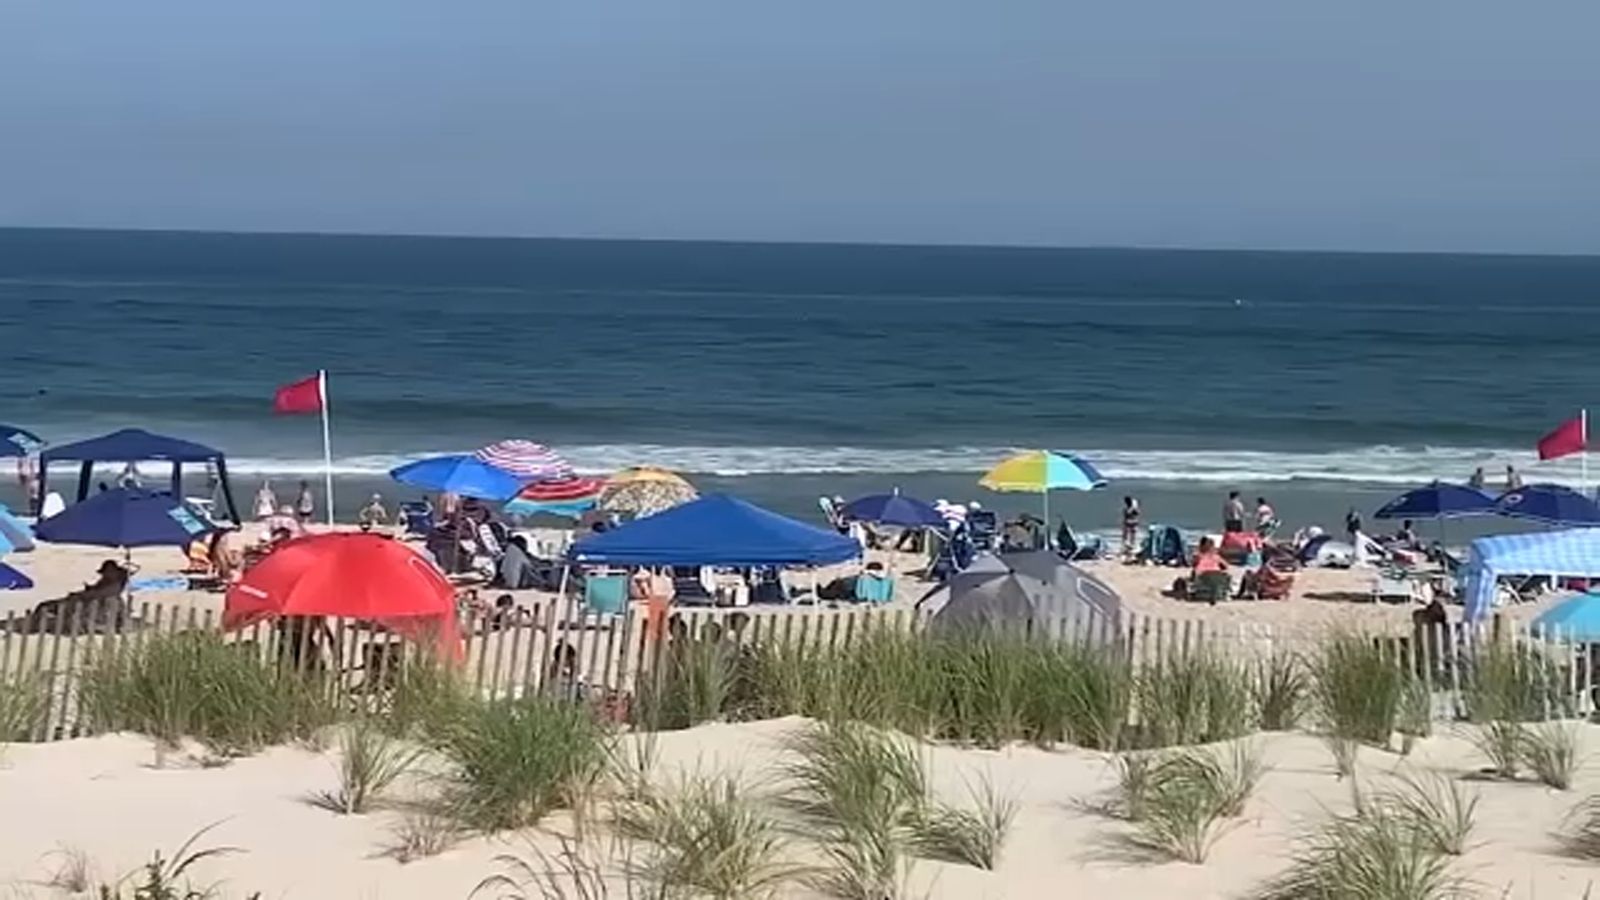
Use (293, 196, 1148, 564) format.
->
(598, 466, 698, 518)
(979, 449, 1106, 529)
(474, 440, 574, 481)
(504, 475, 606, 519)
(0, 424, 43, 458)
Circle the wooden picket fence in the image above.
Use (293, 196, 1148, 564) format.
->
(2, 597, 1596, 743)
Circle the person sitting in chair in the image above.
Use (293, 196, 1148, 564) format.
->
(24, 560, 132, 632)
(1185, 537, 1231, 605)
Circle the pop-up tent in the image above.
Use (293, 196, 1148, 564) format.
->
(38, 428, 240, 523)
(569, 493, 860, 567)
(1461, 529, 1600, 621)
(917, 551, 1123, 636)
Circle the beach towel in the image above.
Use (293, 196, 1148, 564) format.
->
(130, 575, 190, 593)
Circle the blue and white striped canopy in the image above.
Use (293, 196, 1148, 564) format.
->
(1461, 528, 1600, 622)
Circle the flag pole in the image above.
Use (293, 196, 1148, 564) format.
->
(1583, 408, 1590, 499)
(319, 369, 335, 526)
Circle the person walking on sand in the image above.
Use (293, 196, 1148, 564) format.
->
(253, 480, 278, 521)
(1120, 495, 1141, 559)
(1223, 490, 1245, 533)
(295, 480, 316, 524)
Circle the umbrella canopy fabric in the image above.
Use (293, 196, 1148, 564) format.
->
(0, 505, 34, 553)
(918, 551, 1122, 634)
(1460, 528, 1600, 621)
(1374, 482, 1497, 520)
(390, 454, 525, 501)
(840, 492, 946, 529)
(570, 493, 859, 567)
(475, 441, 574, 481)
(1494, 484, 1600, 527)
(0, 561, 32, 590)
(35, 488, 215, 549)
(40, 428, 222, 463)
(224, 532, 460, 653)
(1533, 592, 1600, 642)
(0, 425, 43, 457)
(980, 450, 1106, 493)
(505, 476, 605, 518)
(599, 467, 698, 517)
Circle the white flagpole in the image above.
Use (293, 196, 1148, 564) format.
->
(319, 370, 335, 526)
(1583, 408, 1590, 499)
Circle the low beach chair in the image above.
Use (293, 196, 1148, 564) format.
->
(854, 572, 895, 604)
(1188, 571, 1232, 604)
(1371, 567, 1422, 604)
(583, 573, 629, 614)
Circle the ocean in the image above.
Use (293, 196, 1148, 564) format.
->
(3, 227, 1598, 534)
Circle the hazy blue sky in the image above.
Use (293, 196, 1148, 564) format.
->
(4, 0, 1598, 252)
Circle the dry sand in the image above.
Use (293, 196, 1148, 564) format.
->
(1, 719, 1598, 898)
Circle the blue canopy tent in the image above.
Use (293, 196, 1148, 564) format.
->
(38, 428, 241, 524)
(570, 494, 861, 567)
(1460, 529, 1600, 622)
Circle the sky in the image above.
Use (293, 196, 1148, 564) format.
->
(3, 0, 1599, 253)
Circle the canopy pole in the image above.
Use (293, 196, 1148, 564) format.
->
(319, 370, 335, 527)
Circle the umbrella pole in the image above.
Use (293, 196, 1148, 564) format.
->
(1043, 490, 1051, 548)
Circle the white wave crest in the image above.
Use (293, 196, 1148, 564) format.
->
(210, 443, 1591, 488)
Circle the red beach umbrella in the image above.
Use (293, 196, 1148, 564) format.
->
(224, 532, 460, 655)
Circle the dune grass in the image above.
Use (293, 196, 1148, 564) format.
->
(378, 655, 474, 742)
(1253, 652, 1306, 732)
(1123, 741, 1265, 863)
(0, 670, 48, 744)
(1308, 632, 1410, 750)
(473, 834, 649, 900)
(311, 717, 426, 815)
(908, 775, 1018, 870)
(1523, 721, 1582, 790)
(1559, 795, 1600, 860)
(637, 635, 738, 731)
(1134, 651, 1252, 749)
(1469, 720, 1527, 780)
(77, 631, 336, 755)
(435, 695, 612, 832)
(1252, 799, 1461, 900)
(616, 772, 800, 899)
(1376, 770, 1479, 857)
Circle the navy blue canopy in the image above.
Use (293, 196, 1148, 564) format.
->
(0, 424, 43, 458)
(37, 428, 240, 523)
(570, 493, 861, 567)
(1374, 482, 1497, 520)
(1495, 484, 1600, 527)
(841, 492, 946, 529)
(35, 488, 216, 549)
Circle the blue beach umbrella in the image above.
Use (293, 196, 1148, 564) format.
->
(840, 491, 947, 529)
(1533, 591, 1600, 641)
(35, 488, 215, 549)
(0, 561, 32, 590)
(1495, 484, 1600, 527)
(390, 454, 525, 502)
(1374, 482, 1497, 520)
(0, 424, 43, 457)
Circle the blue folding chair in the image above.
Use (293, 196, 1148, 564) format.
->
(854, 573, 895, 604)
(584, 573, 629, 614)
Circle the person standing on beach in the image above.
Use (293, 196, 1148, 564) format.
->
(254, 481, 278, 521)
(1505, 464, 1523, 491)
(15, 455, 37, 515)
(1120, 496, 1141, 558)
(1254, 496, 1278, 537)
(295, 480, 316, 524)
(1223, 491, 1245, 533)
(1468, 466, 1486, 490)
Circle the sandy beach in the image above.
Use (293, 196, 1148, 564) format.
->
(1, 719, 1597, 898)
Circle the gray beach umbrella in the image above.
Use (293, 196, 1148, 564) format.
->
(918, 551, 1123, 636)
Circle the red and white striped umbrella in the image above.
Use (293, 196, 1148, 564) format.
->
(474, 440, 574, 481)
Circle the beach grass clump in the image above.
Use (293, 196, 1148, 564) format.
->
(908, 775, 1018, 870)
(786, 721, 925, 899)
(78, 631, 336, 754)
(1251, 800, 1461, 900)
(1324, 735, 1360, 780)
(0, 670, 48, 743)
(1559, 795, 1600, 860)
(828, 628, 940, 736)
(1133, 651, 1253, 749)
(639, 634, 738, 731)
(1469, 720, 1527, 780)
(1523, 721, 1582, 790)
(1397, 674, 1434, 756)
(1463, 638, 1561, 725)
(1012, 640, 1131, 751)
(435, 695, 611, 832)
(379, 655, 474, 742)
(1309, 631, 1409, 749)
(616, 772, 800, 898)
(932, 634, 1031, 748)
(1376, 769, 1479, 857)
(95, 824, 249, 900)
(1125, 741, 1264, 863)
(312, 717, 426, 815)
(1253, 651, 1307, 732)
(387, 803, 463, 864)
(473, 835, 648, 900)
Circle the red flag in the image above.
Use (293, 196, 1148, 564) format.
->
(273, 372, 324, 415)
(1538, 412, 1587, 461)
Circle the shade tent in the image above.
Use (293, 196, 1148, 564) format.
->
(38, 428, 240, 523)
(918, 551, 1123, 635)
(1460, 529, 1600, 622)
(569, 494, 860, 567)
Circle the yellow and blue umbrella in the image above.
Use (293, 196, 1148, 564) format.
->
(979, 449, 1106, 525)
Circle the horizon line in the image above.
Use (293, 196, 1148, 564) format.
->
(2, 223, 1597, 262)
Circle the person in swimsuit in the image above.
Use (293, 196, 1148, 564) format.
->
(1120, 496, 1141, 558)
(1223, 491, 1245, 533)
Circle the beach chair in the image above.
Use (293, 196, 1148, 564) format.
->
(967, 510, 998, 552)
(1056, 524, 1104, 561)
(1371, 567, 1422, 604)
(671, 566, 715, 606)
(1140, 524, 1189, 566)
(1188, 571, 1232, 604)
(583, 573, 629, 614)
(854, 572, 895, 604)
(400, 501, 434, 537)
